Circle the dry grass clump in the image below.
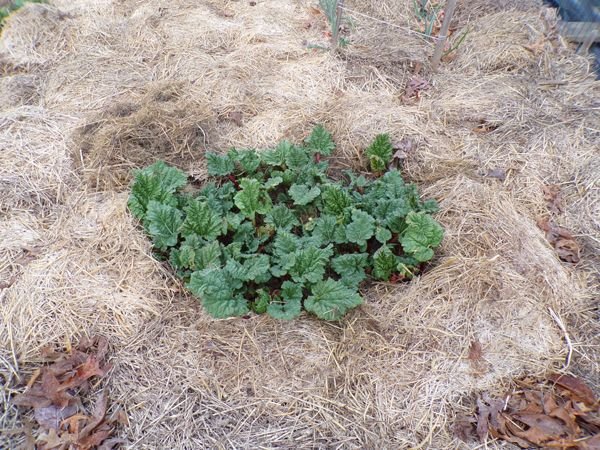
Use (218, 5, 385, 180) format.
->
(0, 0, 598, 448)
(73, 82, 215, 191)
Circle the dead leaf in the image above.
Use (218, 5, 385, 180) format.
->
(390, 138, 415, 168)
(13, 336, 119, 449)
(98, 437, 127, 450)
(555, 238, 581, 263)
(403, 75, 431, 101)
(453, 415, 477, 442)
(473, 374, 600, 449)
(34, 404, 78, 430)
(476, 393, 505, 441)
(227, 111, 243, 127)
(549, 374, 598, 406)
(537, 217, 581, 263)
(544, 184, 564, 214)
(485, 168, 506, 182)
(468, 339, 483, 364)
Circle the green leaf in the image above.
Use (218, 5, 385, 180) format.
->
(128, 161, 187, 219)
(345, 209, 375, 246)
(322, 185, 354, 217)
(206, 152, 235, 176)
(305, 124, 335, 156)
(261, 140, 292, 166)
(331, 253, 368, 287)
(265, 205, 300, 231)
(264, 176, 283, 189)
(365, 134, 393, 173)
(400, 211, 444, 262)
(267, 281, 302, 320)
(170, 236, 221, 271)
(229, 148, 260, 173)
(311, 214, 345, 245)
(304, 279, 362, 321)
(146, 200, 183, 250)
(289, 184, 321, 206)
(188, 268, 249, 318)
(272, 231, 301, 270)
(289, 245, 333, 284)
(233, 221, 261, 253)
(234, 178, 272, 221)
(373, 245, 396, 280)
(375, 227, 392, 244)
(252, 289, 271, 314)
(181, 199, 223, 240)
(419, 198, 440, 214)
(285, 145, 310, 170)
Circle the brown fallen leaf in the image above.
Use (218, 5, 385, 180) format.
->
(468, 339, 483, 365)
(403, 75, 431, 101)
(544, 184, 564, 214)
(476, 393, 505, 441)
(34, 404, 78, 430)
(549, 374, 598, 407)
(390, 138, 415, 168)
(537, 217, 581, 263)
(474, 374, 600, 449)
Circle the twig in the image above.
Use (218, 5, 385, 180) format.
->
(431, 0, 457, 72)
(548, 307, 573, 370)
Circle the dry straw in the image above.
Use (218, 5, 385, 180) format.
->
(1, 0, 598, 448)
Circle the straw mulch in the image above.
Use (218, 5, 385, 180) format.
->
(1, 0, 598, 448)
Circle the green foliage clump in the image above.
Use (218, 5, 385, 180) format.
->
(0, 0, 45, 31)
(129, 126, 444, 321)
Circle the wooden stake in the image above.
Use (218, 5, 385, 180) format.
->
(332, 0, 344, 51)
(431, 0, 457, 72)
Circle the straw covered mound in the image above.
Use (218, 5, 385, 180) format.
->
(1, 0, 598, 448)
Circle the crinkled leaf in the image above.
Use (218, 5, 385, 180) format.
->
(331, 253, 368, 287)
(305, 124, 335, 156)
(272, 231, 301, 270)
(375, 227, 392, 244)
(128, 161, 187, 219)
(264, 176, 283, 189)
(265, 205, 299, 231)
(234, 178, 272, 220)
(252, 290, 270, 314)
(267, 281, 302, 320)
(289, 245, 333, 284)
(203, 295, 249, 318)
(312, 214, 345, 245)
(229, 148, 260, 173)
(261, 140, 292, 166)
(289, 184, 321, 206)
(419, 198, 439, 214)
(206, 152, 235, 176)
(181, 199, 223, 240)
(169, 235, 220, 271)
(285, 145, 310, 170)
(346, 209, 375, 246)
(146, 201, 183, 250)
(233, 221, 262, 253)
(322, 185, 354, 217)
(304, 279, 362, 321)
(373, 245, 396, 280)
(188, 268, 248, 318)
(225, 254, 270, 281)
(365, 134, 393, 173)
(400, 211, 444, 262)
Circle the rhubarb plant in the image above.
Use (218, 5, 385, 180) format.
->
(129, 126, 443, 321)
